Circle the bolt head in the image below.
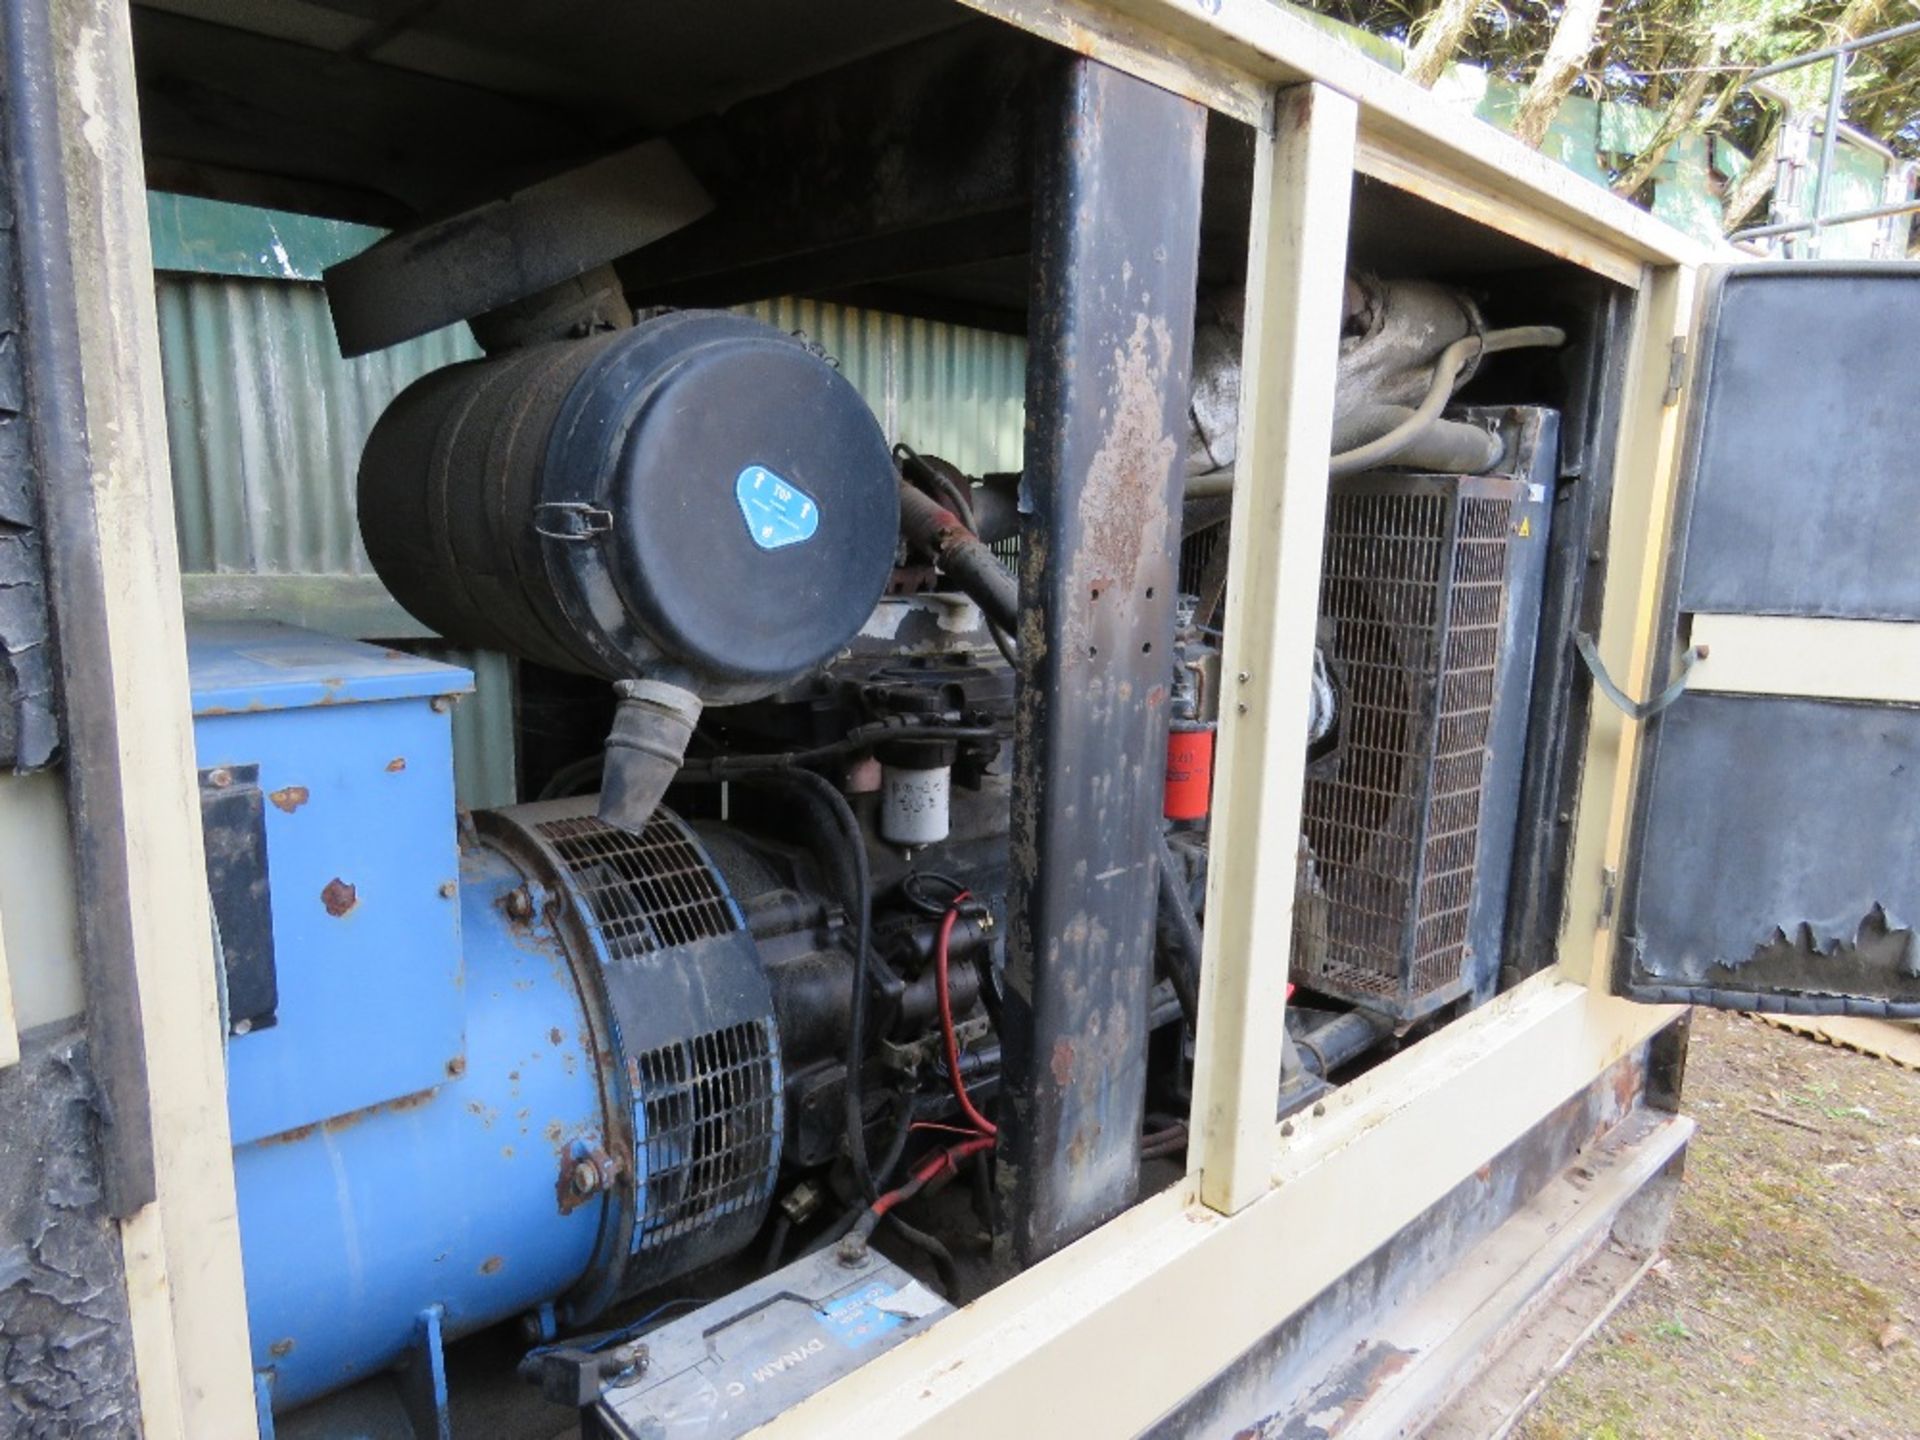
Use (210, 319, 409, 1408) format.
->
(208, 768, 233, 789)
(439, 881, 458, 899)
(570, 1160, 600, 1196)
(506, 887, 534, 920)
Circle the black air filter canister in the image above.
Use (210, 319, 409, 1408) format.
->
(358, 310, 900, 705)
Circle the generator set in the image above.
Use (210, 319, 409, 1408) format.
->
(192, 281, 1563, 1435)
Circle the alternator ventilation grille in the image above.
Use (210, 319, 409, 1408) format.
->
(535, 811, 740, 957)
(1299, 480, 1515, 1021)
(631, 1019, 781, 1254)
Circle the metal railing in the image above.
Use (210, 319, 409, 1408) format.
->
(1732, 17, 1920, 256)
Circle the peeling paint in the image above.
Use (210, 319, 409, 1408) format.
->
(0, 1030, 143, 1429)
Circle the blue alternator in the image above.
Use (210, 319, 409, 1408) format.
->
(476, 798, 785, 1321)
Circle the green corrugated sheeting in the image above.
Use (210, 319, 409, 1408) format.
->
(158, 274, 482, 576)
(742, 297, 1025, 475)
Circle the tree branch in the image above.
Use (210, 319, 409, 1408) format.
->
(1511, 0, 1609, 148)
(1404, 0, 1480, 87)
(1613, 36, 1728, 198)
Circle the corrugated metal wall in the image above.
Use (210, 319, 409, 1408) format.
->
(158, 278, 481, 576)
(743, 297, 1025, 475)
(157, 271, 1027, 807)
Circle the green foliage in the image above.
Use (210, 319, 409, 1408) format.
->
(1308, 0, 1920, 159)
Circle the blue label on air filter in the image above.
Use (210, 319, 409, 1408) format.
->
(735, 465, 821, 551)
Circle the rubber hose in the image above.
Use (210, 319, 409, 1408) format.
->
(1329, 325, 1566, 478)
(1153, 831, 1204, 1030)
(897, 479, 1020, 635)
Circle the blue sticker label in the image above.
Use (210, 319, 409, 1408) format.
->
(736, 466, 821, 551)
(817, 1283, 906, 1350)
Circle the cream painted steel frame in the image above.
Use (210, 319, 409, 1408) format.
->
(41, 0, 255, 1436)
(65, 1, 1705, 1437)
(1685, 615, 1920, 703)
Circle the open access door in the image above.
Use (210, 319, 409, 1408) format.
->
(1617, 263, 1920, 1017)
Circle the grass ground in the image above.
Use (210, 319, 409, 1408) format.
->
(1516, 1008, 1920, 1440)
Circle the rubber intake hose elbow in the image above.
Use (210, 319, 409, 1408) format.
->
(897, 478, 1019, 635)
(599, 679, 702, 834)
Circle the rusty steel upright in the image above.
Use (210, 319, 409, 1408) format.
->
(1001, 56, 1206, 1264)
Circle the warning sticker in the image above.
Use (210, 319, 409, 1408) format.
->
(736, 465, 821, 551)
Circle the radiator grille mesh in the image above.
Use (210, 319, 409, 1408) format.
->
(534, 811, 739, 957)
(1299, 485, 1514, 1018)
(630, 1019, 781, 1255)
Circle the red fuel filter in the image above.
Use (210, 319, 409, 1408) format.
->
(1164, 722, 1216, 822)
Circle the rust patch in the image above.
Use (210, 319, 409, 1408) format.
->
(1236, 1342, 1412, 1439)
(1049, 1038, 1076, 1086)
(385, 757, 407, 772)
(1071, 311, 1177, 615)
(321, 878, 358, 916)
(549, 1027, 564, 1046)
(256, 1121, 320, 1148)
(268, 785, 310, 813)
(269, 1338, 295, 1358)
(1610, 1050, 1647, 1116)
(258, 1086, 440, 1147)
(502, 886, 535, 924)
(556, 1147, 618, 1215)
(446, 1056, 466, 1079)
(321, 1107, 369, 1136)
(479, 1255, 504, 1276)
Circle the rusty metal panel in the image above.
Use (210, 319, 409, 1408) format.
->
(1000, 56, 1205, 1263)
(1619, 264, 1920, 1017)
(0, 1026, 144, 1430)
(1620, 692, 1920, 1016)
